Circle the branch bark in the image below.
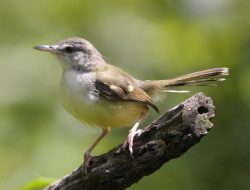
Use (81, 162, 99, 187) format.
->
(44, 93, 215, 190)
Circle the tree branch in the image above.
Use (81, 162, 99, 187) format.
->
(44, 93, 215, 190)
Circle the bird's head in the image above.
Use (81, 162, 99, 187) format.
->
(34, 37, 105, 72)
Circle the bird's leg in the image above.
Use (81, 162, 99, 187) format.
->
(83, 128, 109, 174)
(123, 108, 148, 157)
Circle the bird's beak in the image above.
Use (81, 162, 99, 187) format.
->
(33, 45, 60, 54)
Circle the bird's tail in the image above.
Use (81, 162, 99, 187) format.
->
(141, 68, 229, 93)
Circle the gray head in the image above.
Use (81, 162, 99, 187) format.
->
(34, 37, 105, 72)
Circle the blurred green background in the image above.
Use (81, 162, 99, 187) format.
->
(0, 0, 250, 189)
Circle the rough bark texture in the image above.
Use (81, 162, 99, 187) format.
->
(44, 93, 215, 190)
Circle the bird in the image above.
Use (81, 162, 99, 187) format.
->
(34, 37, 229, 173)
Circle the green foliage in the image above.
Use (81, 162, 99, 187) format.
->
(20, 178, 54, 190)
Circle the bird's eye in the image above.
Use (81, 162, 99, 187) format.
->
(64, 46, 74, 53)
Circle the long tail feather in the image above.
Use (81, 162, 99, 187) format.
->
(162, 68, 229, 87)
(141, 68, 229, 92)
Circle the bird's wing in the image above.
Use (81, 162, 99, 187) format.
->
(95, 71, 159, 113)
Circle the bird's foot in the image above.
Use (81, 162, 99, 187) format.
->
(122, 129, 142, 158)
(82, 151, 92, 174)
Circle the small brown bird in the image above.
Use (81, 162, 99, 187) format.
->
(34, 37, 229, 173)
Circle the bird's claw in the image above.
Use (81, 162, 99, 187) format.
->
(82, 151, 92, 174)
(123, 129, 142, 157)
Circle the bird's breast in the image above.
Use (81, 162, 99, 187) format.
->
(60, 70, 145, 128)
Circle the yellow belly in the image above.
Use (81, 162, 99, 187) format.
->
(61, 91, 145, 129)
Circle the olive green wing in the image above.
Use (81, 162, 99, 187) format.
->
(95, 75, 159, 113)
